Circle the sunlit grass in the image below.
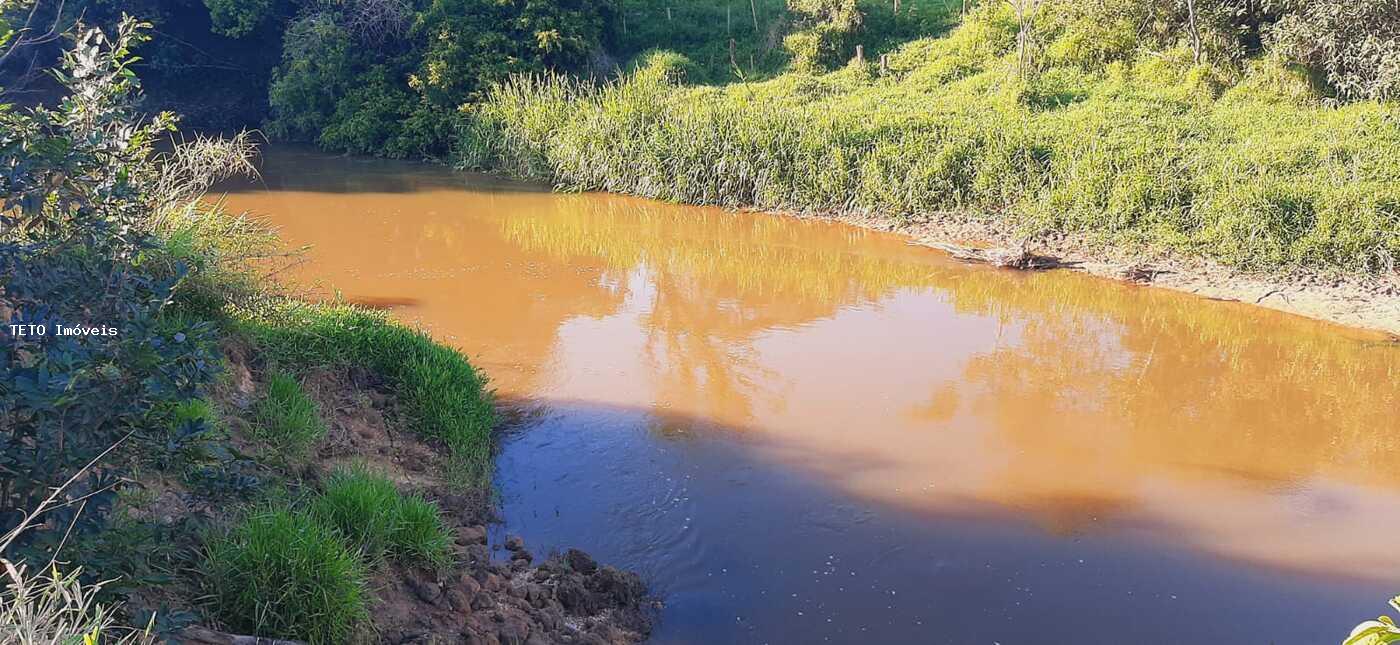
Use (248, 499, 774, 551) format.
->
(457, 4, 1400, 275)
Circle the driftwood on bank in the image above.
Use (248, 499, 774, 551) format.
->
(181, 627, 307, 645)
(916, 240, 1077, 271)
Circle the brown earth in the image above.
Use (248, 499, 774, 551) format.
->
(792, 209, 1400, 338)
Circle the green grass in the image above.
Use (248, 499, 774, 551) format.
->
(234, 299, 496, 484)
(202, 506, 369, 645)
(457, 3, 1400, 275)
(309, 463, 453, 569)
(252, 371, 327, 456)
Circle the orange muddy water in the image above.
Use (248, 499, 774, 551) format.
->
(223, 148, 1400, 644)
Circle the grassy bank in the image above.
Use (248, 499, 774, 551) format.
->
(457, 4, 1400, 275)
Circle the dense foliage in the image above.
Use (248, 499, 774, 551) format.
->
(262, 0, 613, 157)
(0, 17, 221, 551)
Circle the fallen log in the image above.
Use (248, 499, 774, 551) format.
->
(917, 241, 1076, 271)
(181, 627, 307, 645)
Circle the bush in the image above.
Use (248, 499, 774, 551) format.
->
(202, 507, 368, 644)
(310, 464, 452, 568)
(1270, 0, 1400, 101)
(265, 13, 356, 142)
(252, 371, 326, 456)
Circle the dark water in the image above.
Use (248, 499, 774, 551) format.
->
(224, 148, 1400, 644)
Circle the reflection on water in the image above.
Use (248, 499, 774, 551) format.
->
(223, 148, 1400, 644)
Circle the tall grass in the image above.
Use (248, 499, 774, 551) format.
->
(234, 300, 496, 484)
(458, 5, 1400, 275)
(202, 507, 369, 645)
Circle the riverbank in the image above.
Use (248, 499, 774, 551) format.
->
(815, 209, 1400, 337)
(452, 4, 1400, 337)
(0, 22, 652, 644)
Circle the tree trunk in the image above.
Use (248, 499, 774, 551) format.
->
(1185, 0, 1203, 64)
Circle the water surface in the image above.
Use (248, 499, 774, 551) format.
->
(223, 148, 1400, 644)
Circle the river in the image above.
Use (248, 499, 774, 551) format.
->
(222, 147, 1400, 644)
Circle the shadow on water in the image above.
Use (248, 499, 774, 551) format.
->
(491, 395, 1392, 645)
(218, 145, 551, 195)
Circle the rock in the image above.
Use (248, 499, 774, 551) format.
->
(406, 574, 443, 606)
(497, 613, 531, 645)
(456, 525, 488, 546)
(464, 544, 490, 565)
(563, 548, 597, 575)
(524, 584, 549, 609)
(589, 567, 644, 605)
(504, 535, 525, 552)
(445, 589, 473, 613)
(556, 578, 595, 614)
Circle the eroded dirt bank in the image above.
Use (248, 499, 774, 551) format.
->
(171, 345, 656, 645)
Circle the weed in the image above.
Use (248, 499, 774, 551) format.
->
(202, 506, 368, 644)
(389, 494, 454, 570)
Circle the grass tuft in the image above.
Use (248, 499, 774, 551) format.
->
(309, 464, 452, 569)
(202, 506, 368, 645)
(253, 371, 327, 457)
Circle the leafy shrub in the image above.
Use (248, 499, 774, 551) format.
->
(266, 13, 356, 142)
(1345, 596, 1400, 645)
(204, 0, 273, 38)
(1270, 0, 1400, 101)
(785, 0, 864, 72)
(252, 371, 326, 456)
(319, 66, 453, 159)
(202, 507, 368, 644)
(310, 464, 452, 568)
